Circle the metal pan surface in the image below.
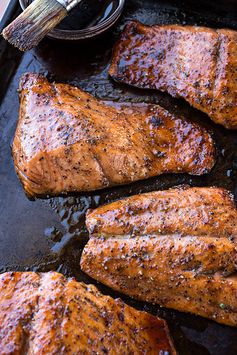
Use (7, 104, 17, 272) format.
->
(0, 0, 237, 353)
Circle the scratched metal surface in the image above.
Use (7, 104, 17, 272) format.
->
(0, 0, 237, 354)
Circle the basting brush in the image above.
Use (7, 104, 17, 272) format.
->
(2, 0, 81, 51)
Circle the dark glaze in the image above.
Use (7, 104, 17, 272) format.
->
(81, 186, 237, 327)
(58, 0, 119, 30)
(0, 271, 176, 354)
(109, 21, 237, 129)
(26, 0, 119, 31)
(12, 73, 216, 197)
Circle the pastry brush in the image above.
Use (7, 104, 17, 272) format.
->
(2, 0, 81, 51)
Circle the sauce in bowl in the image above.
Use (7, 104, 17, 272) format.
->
(19, 0, 125, 40)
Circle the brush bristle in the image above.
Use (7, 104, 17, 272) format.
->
(2, 0, 67, 51)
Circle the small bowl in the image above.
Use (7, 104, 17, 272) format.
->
(19, 0, 125, 40)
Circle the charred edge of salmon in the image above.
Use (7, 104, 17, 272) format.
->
(109, 21, 140, 79)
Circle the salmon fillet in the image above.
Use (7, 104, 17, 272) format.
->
(12, 73, 215, 197)
(81, 186, 237, 326)
(109, 21, 237, 129)
(0, 271, 176, 354)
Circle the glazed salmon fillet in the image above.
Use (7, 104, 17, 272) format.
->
(0, 271, 176, 354)
(81, 186, 237, 326)
(109, 21, 237, 129)
(12, 73, 215, 197)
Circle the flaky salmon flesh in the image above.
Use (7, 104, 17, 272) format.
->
(109, 21, 237, 129)
(12, 73, 216, 197)
(81, 186, 237, 327)
(0, 271, 176, 354)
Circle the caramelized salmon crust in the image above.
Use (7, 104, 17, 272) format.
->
(12, 73, 215, 197)
(81, 186, 237, 327)
(109, 21, 237, 129)
(0, 271, 176, 354)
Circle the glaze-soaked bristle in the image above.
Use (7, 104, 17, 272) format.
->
(2, 0, 67, 51)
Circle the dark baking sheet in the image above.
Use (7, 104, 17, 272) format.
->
(0, 0, 237, 353)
